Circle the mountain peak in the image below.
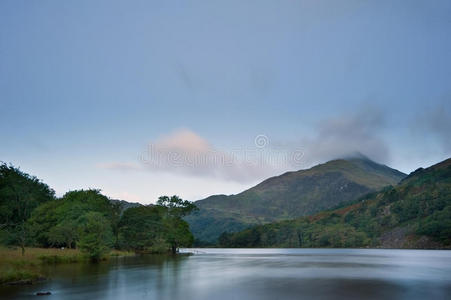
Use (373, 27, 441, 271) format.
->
(187, 157, 406, 243)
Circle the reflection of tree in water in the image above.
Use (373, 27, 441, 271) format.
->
(42, 255, 185, 291)
(8, 254, 192, 299)
(39, 259, 111, 280)
(151, 254, 190, 299)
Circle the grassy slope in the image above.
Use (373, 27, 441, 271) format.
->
(220, 158, 451, 249)
(187, 157, 406, 244)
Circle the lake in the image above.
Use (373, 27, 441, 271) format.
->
(1, 248, 451, 299)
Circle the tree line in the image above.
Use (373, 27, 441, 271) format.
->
(0, 163, 197, 260)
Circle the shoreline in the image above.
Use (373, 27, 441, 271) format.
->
(0, 247, 134, 286)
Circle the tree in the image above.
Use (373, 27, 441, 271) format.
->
(157, 195, 198, 218)
(48, 219, 78, 248)
(157, 195, 197, 254)
(218, 232, 232, 247)
(77, 212, 113, 261)
(118, 205, 166, 252)
(163, 217, 194, 254)
(27, 200, 62, 247)
(28, 189, 115, 248)
(0, 163, 55, 254)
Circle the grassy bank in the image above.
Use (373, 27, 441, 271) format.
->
(0, 247, 134, 285)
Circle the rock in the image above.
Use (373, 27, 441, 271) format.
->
(36, 291, 51, 296)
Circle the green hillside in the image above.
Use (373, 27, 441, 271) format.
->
(219, 158, 451, 249)
(186, 157, 406, 244)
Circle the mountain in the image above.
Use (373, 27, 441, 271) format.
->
(219, 158, 451, 249)
(186, 156, 406, 243)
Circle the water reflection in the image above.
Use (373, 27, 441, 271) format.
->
(1, 249, 450, 300)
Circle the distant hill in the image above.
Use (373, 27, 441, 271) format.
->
(186, 156, 406, 243)
(219, 158, 451, 249)
(109, 199, 142, 212)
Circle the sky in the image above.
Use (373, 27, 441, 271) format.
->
(1, 0, 450, 204)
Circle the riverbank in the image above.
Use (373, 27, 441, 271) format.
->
(0, 247, 134, 285)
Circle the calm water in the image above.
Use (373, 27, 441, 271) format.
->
(1, 249, 451, 300)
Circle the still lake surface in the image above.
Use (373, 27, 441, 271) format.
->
(1, 248, 451, 300)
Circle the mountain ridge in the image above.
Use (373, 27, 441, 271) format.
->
(219, 157, 451, 249)
(187, 156, 406, 243)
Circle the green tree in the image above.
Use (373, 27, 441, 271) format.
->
(47, 219, 78, 248)
(28, 189, 115, 248)
(163, 217, 194, 254)
(77, 212, 113, 261)
(0, 163, 55, 254)
(157, 195, 198, 218)
(157, 195, 197, 254)
(118, 205, 166, 252)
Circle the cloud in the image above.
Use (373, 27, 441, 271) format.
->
(152, 128, 211, 153)
(139, 128, 287, 183)
(100, 108, 392, 184)
(299, 107, 390, 165)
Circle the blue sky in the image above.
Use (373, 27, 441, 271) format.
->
(1, 0, 450, 203)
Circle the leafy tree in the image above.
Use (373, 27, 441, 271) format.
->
(0, 163, 55, 254)
(28, 189, 114, 248)
(48, 219, 78, 248)
(157, 195, 198, 218)
(118, 205, 166, 252)
(163, 217, 194, 254)
(157, 196, 197, 254)
(27, 200, 63, 247)
(77, 212, 113, 261)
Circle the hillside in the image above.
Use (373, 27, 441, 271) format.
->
(219, 158, 451, 249)
(186, 156, 406, 243)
